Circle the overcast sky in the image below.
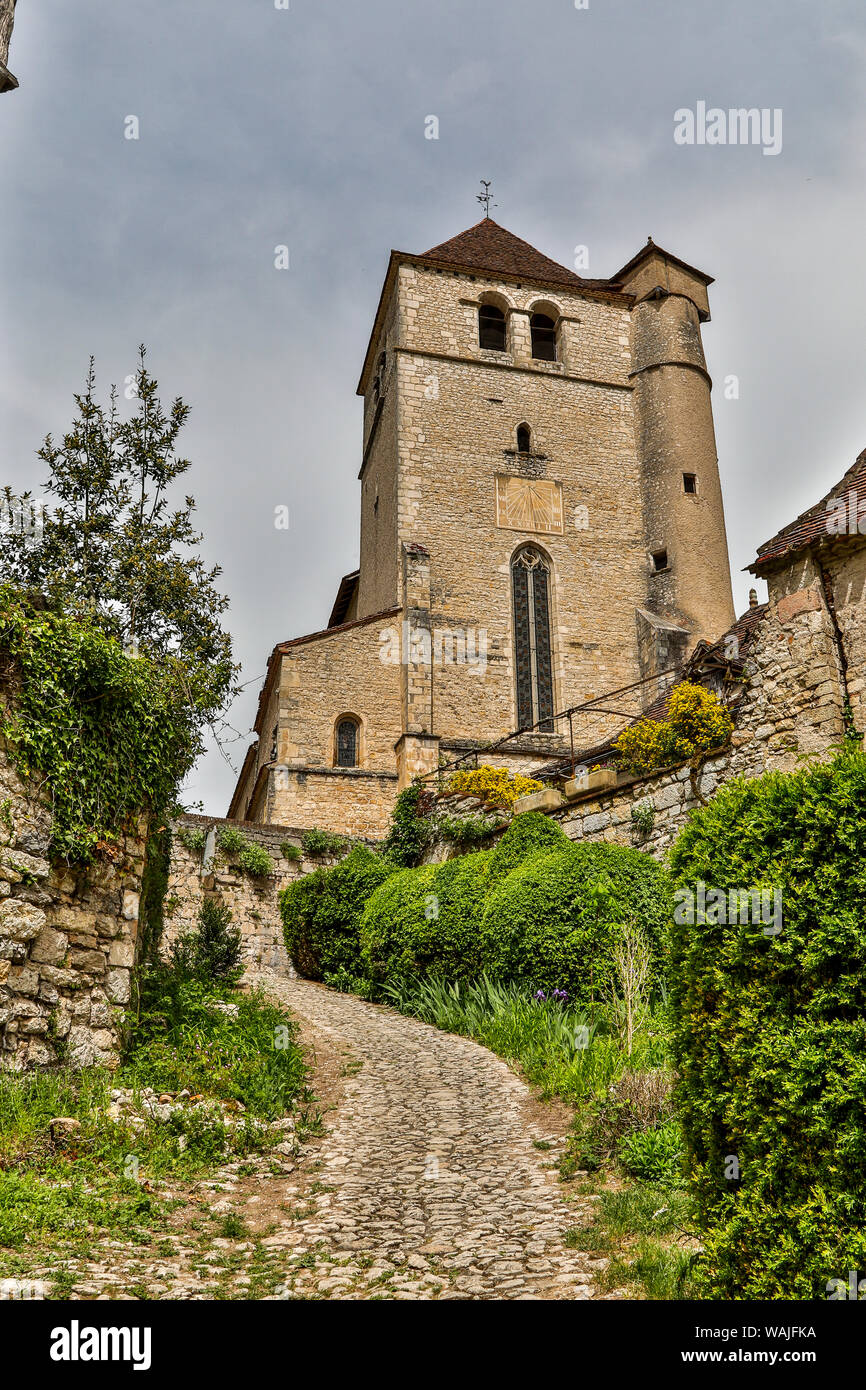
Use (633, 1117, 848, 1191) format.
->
(2, 0, 865, 813)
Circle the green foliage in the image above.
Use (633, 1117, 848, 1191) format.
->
(380, 784, 435, 866)
(360, 854, 490, 983)
(485, 811, 570, 884)
(138, 822, 171, 965)
(170, 896, 243, 984)
(0, 587, 196, 861)
(279, 844, 394, 981)
(280, 840, 302, 863)
(0, 349, 236, 732)
(216, 826, 273, 877)
(631, 801, 655, 836)
(668, 749, 866, 1299)
(177, 825, 206, 854)
(619, 1122, 685, 1184)
(126, 968, 306, 1120)
(480, 842, 672, 1005)
(565, 1066, 675, 1172)
(0, 969, 307, 1251)
(300, 827, 350, 858)
(435, 812, 506, 848)
(236, 841, 273, 877)
(615, 681, 733, 777)
(384, 974, 668, 1105)
(216, 825, 247, 856)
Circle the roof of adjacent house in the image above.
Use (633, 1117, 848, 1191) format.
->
(532, 602, 769, 782)
(328, 570, 360, 628)
(751, 447, 866, 573)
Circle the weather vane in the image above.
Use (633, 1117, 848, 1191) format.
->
(476, 180, 497, 218)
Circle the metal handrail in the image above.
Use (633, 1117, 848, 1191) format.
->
(417, 666, 679, 787)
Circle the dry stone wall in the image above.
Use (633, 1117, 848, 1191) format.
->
(164, 814, 365, 973)
(0, 741, 147, 1070)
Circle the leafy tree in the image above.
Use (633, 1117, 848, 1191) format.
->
(171, 896, 244, 985)
(0, 348, 237, 736)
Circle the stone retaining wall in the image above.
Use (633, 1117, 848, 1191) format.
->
(0, 740, 147, 1070)
(164, 815, 360, 972)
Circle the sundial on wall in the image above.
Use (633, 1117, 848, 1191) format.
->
(495, 475, 563, 534)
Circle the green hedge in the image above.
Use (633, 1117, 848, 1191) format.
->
(668, 750, 866, 1299)
(279, 845, 394, 981)
(480, 842, 671, 1004)
(485, 811, 570, 884)
(360, 853, 489, 982)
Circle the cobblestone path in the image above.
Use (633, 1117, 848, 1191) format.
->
(10, 971, 616, 1301)
(254, 970, 611, 1300)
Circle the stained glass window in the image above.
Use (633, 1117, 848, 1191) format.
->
(512, 548, 554, 732)
(336, 718, 359, 768)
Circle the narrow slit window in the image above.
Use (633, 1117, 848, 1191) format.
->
(336, 719, 359, 768)
(516, 423, 532, 454)
(652, 549, 668, 572)
(683, 473, 697, 494)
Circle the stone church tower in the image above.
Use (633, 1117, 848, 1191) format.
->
(229, 217, 735, 835)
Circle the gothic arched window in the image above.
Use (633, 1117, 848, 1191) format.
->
(479, 303, 507, 351)
(511, 547, 554, 732)
(336, 717, 360, 768)
(530, 312, 557, 361)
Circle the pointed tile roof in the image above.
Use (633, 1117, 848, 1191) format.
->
(750, 448, 866, 573)
(357, 216, 631, 394)
(419, 217, 587, 289)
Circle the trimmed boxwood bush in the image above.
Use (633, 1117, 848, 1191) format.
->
(360, 853, 490, 983)
(480, 842, 672, 1004)
(668, 750, 866, 1299)
(279, 845, 394, 981)
(485, 811, 570, 885)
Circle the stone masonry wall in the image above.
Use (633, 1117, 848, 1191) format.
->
(0, 738, 146, 1070)
(422, 547, 854, 860)
(163, 814, 367, 972)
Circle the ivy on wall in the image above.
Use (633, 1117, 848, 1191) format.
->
(0, 586, 197, 863)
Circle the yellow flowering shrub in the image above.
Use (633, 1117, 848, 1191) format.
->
(614, 681, 733, 777)
(445, 765, 543, 808)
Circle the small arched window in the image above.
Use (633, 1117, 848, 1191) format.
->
(336, 717, 360, 768)
(516, 423, 532, 454)
(479, 303, 507, 352)
(530, 312, 557, 361)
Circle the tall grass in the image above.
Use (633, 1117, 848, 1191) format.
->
(382, 973, 667, 1102)
(0, 966, 309, 1256)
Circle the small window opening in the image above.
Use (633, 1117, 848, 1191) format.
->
(479, 304, 507, 351)
(516, 424, 532, 454)
(652, 549, 668, 573)
(683, 473, 697, 495)
(530, 313, 557, 361)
